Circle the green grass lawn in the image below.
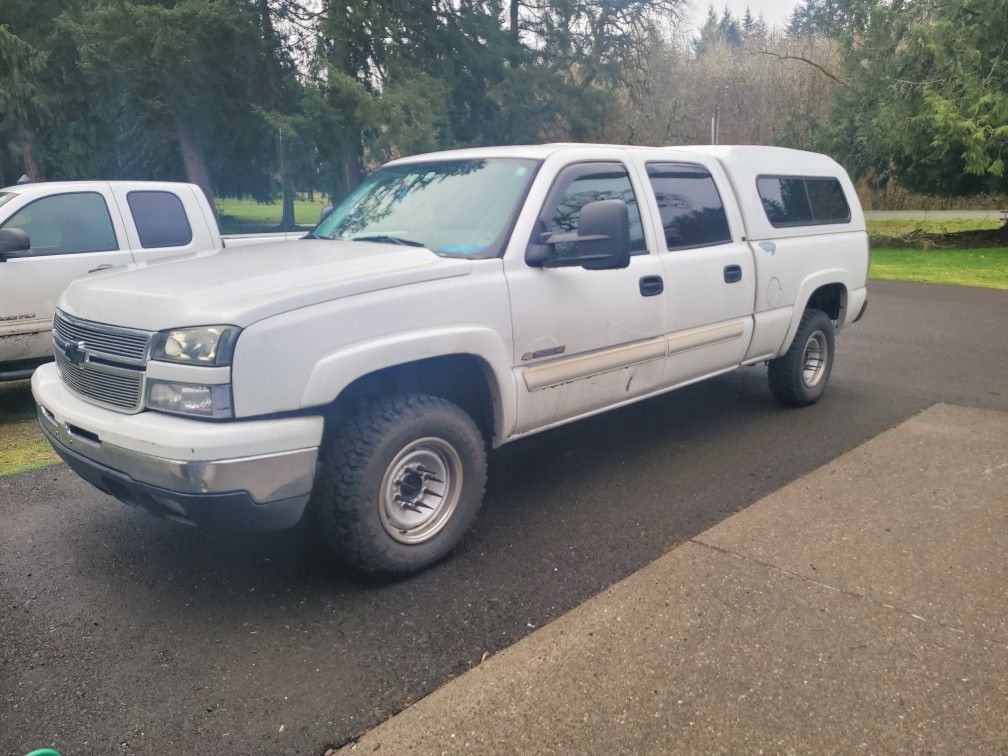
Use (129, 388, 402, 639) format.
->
(866, 217, 1008, 250)
(870, 247, 1008, 289)
(0, 380, 58, 476)
(866, 217, 1003, 238)
(215, 196, 329, 234)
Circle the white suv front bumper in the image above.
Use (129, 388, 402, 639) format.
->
(32, 363, 324, 531)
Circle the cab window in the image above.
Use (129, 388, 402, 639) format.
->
(127, 190, 193, 248)
(1, 192, 118, 255)
(541, 162, 647, 257)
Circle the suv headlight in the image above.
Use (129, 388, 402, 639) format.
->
(150, 325, 240, 366)
(146, 380, 233, 419)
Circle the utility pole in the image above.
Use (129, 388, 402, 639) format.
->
(710, 102, 720, 145)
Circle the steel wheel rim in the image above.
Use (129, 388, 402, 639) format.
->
(378, 437, 463, 544)
(801, 330, 828, 387)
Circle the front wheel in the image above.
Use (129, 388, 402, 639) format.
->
(768, 308, 835, 407)
(311, 393, 487, 575)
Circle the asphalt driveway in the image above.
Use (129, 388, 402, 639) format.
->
(3, 279, 1007, 755)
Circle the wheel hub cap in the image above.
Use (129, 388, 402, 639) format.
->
(802, 330, 828, 387)
(379, 438, 463, 544)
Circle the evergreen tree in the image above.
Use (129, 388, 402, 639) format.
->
(74, 0, 271, 205)
(828, 0, 1008, 196)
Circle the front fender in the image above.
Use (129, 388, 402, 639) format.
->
(301, 326, 517, 444)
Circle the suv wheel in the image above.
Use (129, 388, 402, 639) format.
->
(311, 393, 487, 575)
(768, 308, 835, 407)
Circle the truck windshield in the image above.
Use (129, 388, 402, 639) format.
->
(313, 158, 540, 258)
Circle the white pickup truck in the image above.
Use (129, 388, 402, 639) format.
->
(32, 144, 868, 574)
(0, 180, 301, 380)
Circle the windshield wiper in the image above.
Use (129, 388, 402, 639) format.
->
(352, 234, 426, 248)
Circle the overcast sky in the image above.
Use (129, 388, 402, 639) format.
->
(687, 0, 799, 32)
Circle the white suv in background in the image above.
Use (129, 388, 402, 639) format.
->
(0, 181, 298, 379)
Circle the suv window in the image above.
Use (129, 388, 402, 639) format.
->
(1, 192, 118, 255)
(805, 178, 851, 223)
(757, 176, 850, 227)
(646, 163, 731, 249)
(127, 190, 193, 248)
(542, 162, 647, 256)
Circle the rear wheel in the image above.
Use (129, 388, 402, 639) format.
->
(311, 393, 487, 575)
(768, 308, 835, 407)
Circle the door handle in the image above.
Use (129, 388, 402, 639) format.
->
(639, 275, 664, 297)
(88, 264, 113, 274)
(723, 265, 742, 284)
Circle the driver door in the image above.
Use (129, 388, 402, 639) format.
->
(505, 160, 667, 435)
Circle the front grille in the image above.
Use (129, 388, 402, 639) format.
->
(54, 310, 150, 363)
(55, 350, 143, 410)
(53, 310, 152, 412)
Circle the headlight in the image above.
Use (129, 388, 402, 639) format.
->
(146, 380, 233, 419)
(150, 325, 240, 366)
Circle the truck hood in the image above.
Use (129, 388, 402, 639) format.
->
(60, 239, 473, 330)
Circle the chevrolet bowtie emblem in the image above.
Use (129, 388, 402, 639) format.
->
(63, 339, 87, 366)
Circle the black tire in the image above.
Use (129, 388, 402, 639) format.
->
(311, 393, 487, 575)
(768, 308, 835, 407)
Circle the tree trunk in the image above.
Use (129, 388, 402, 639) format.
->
(278, 130, 296, 230)
(281, 183, 295, 230)
(510, 0, 520, 44)
(18, 128, 43, 182)
(175, 119, 215, 210)
(328, 15, 365, 204)
(337, 139, 363, 204)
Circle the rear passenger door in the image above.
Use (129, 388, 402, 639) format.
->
(634, 155, 757, 385)
(110, 185, 217, 262)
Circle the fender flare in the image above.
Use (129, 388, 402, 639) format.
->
(301, 325, 517, 445)
(779, 270, 849, 356)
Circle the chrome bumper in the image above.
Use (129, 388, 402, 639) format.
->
(37, 404, 318, 504)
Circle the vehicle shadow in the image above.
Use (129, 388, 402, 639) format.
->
(0, 378, 38, 424)
(62, 362, 895, 618)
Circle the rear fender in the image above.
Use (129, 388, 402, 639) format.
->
(778, 271, 849, 356)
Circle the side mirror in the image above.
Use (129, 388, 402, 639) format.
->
(527, 199, 632, 270)
(318, 205, 334, 224)
(0, 228, 30, 261)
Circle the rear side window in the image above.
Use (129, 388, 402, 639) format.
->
(1, 191, 118, 255)
(127, 191, 193, 248)
(646, 162, 731, 249)
(805, 178, 851, 223)
(757, 176, 850, 227)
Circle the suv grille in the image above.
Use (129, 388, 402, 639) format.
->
(54, 310, 149, 363)
(53, 310, 153, 412)
(55, 350, 144, 409)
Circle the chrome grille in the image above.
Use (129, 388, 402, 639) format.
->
(54, 310, 150, 363)
(55, 350, 143, 410)
(53, 310, 152, 412)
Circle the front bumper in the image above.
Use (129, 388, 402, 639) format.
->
(32, 363, 323, 532)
